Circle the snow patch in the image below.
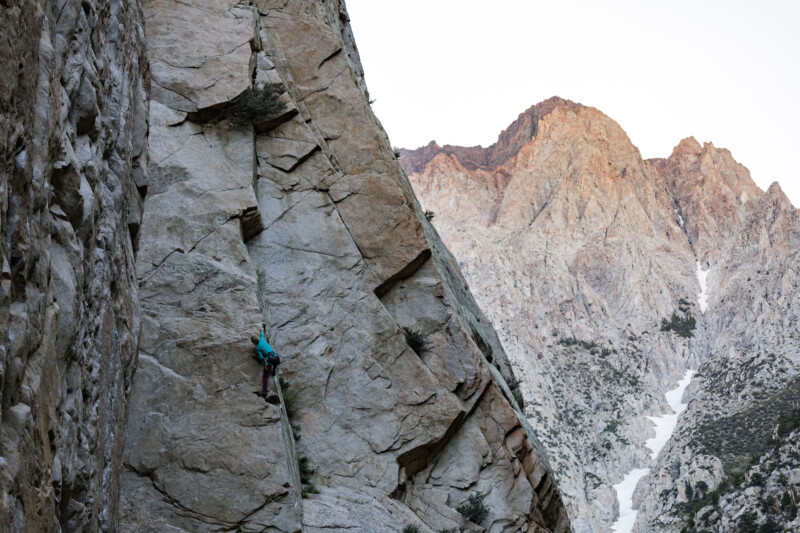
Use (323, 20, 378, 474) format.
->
(696, 262, 709, 313)
(675, 209, 685, 228)
(610, 369, 696, 533)
(610, 468, 650, 533)
(645, 369, 695, 459)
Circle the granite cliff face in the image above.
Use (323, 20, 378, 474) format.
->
(0, 1, 570, 532)
(404, 98, 800, 532)
(0, 0, 147, 531)
(119, 3, 572, 531)
(120, 2, 569, 532)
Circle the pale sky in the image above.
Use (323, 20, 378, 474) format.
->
(346, 0, 800, 207)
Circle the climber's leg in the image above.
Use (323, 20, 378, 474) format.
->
(262, 363, 272, 394)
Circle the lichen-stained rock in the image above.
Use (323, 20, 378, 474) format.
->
(0, 0, 148, 531)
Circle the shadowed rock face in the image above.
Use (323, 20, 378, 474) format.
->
(0, 0, 148, 531)
(119, 1, 569, 533)
(404, 98, 800, 532)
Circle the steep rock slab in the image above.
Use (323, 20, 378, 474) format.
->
(118, 2, 303, 532)
(242, 1, 570, 531)
(0, 0, 148, 531)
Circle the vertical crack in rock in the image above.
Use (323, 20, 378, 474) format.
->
(119, 2, 303, 532)
(239, 3, 571, 532)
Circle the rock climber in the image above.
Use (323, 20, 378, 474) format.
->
(251, 323, 280, 399)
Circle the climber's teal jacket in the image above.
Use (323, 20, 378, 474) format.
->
(255, 332, 275, 361)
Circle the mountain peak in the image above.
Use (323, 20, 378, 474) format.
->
(400, 96, 588, 175)
(673, 136, 702, 155)
(763, 180, 796, 211)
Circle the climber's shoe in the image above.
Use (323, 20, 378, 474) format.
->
(265, 392, 280, 405)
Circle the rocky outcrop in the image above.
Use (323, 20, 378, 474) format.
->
(404, 98, 800, 532)
(0, 0, 148, 531)
(119, 1, 569, 533)
(648, 137, 763, 264)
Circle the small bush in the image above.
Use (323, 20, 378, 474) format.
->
(694, 480, 708, 497)
(402, 526, 420, 533)
(298, 456, 318, 498)
(298, 456, 316, 484)
(228, 83, 286, 125)
(456, 492, 488, 524)
(757, 517, 781, 533)
(279, 377, 300, 417)
(737, 510, 758, 533)
(424, 210, 435, 221)
(403, 327, 426, 355)
(301, 483, 319, 498)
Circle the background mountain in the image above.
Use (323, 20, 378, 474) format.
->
(402, 97, 800, 532)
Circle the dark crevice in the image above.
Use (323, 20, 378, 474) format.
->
(374, 249, 432, 299)
(318, 47, 342, 70)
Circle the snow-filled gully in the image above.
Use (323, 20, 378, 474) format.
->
(697, 261, 709, 313)
(610, 262, 708, 530)
(611, 370, 696, 533)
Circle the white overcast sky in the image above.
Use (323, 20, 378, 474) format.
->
(345, 0, 800, 207)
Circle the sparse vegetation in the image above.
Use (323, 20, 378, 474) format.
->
(228, 83, 286, 125)
(403, 327, 426, 355)
(456, 492, 488, 524)
(660, 311, 696, 338)
(424, 210, 435, 221)
(299, 456, 315, 484)
(298, 456, 319, 498)
(737, 510, 758, 532)
(695, 378, 800, 472)
(279, 377, 300, 417)
(557, 336, 600, 352)
(301, 484, 319, 497)
(402, 526, 420, 533)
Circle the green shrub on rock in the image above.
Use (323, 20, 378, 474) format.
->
(456, 492, 488, 524)
(228, 83, 286, 125)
